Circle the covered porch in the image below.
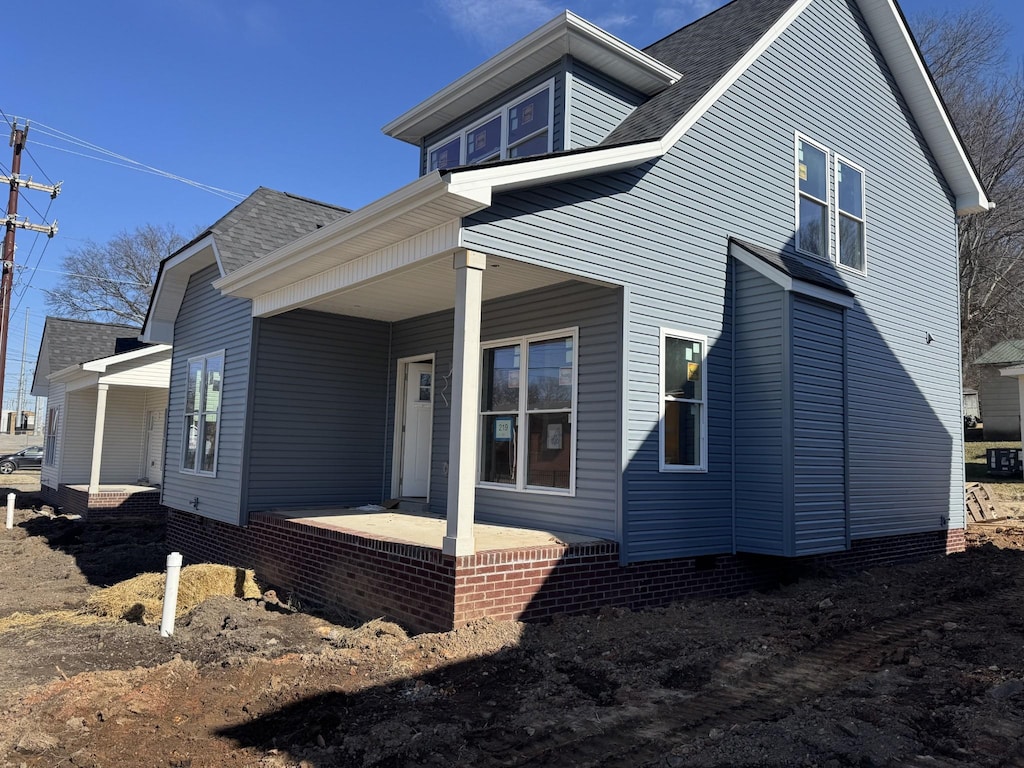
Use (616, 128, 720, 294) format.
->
(45, 345, 171, 519)
(213, 177, 623, 557)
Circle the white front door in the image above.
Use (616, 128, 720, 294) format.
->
(400, 361, 433, 498)
(143, 408, 164, 485)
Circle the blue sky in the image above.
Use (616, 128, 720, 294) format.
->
(4, 0, 1022, 410)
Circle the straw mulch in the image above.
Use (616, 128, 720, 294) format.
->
(84, 563, 262, 625)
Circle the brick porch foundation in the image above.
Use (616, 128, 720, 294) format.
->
(167, 508, 966, 634)
(41, 484, 168, 521)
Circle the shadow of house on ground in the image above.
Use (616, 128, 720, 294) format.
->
(18, 509, 167, 587)
(216, 543, 1024, 768)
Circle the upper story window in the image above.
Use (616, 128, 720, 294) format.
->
(428, 80, 554, 172)
(837, 158, 866, 272)
(796, 137, 829, 259)
(182, 351, 224, 476)
(795, 134, 867, 273)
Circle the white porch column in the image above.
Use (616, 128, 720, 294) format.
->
(88, 383, 109, 494)
(443, 249, 487, 556)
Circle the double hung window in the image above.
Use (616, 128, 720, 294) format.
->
(44, 407, 59, 466)
(480, 330, 576, 493)
(428, 80, 553, 171)
(182, 352, 223, 475)
(837, 158, 866, 271)
(660, 330, 707, 472)
(796, 137, 829, 258)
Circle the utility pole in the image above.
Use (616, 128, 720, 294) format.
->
(1, 121, 59, 415)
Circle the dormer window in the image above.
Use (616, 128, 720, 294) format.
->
(428, 80, 554, 171)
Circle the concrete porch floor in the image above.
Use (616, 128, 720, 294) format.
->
(268, 506, 606, 551)
(65, 483, 159, 494)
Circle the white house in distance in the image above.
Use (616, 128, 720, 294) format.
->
(31, 317, 171, 519)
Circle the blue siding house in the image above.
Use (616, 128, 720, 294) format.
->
(143, 0, 989, 631)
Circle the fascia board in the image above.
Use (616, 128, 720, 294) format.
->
(447, 141, 663, 196)
(857, 0, 991, 214)
(214, 173, 486, 298)
(382, 11, 680, 145)
(999, 366, 1024, 377)
(81, 344, 172, 373)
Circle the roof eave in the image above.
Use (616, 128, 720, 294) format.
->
(858, 0, 991, 214)
(382, 11, 681, 145)
(215, 141, 664, 301)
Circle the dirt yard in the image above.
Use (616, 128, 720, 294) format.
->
(2, 481, 1024, 767)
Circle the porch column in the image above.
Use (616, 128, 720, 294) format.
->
(88, 383, 109, 494)
(443, 249, 487, 556)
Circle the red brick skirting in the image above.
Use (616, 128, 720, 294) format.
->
(167, 508, 966, 634)
(41, 483, 168, 521)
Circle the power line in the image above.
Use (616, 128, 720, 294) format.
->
(28, 121, 245, 202)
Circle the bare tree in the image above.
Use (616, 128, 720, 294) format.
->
(43, 223, 190, 326)
(915, 7, 1024, 383)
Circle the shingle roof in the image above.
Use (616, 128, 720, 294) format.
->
(207, 187, 350, 274)
(730, 238, 854, 296)
(974, 340, 1024, 366)
(31, 317, 147, 396)
(602, 0, 800, 146)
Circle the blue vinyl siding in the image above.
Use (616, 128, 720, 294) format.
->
(388, 281, 622, 538)
(791, 296, 847, 555)
(733, 263, 786, 554)
(463, 0, 963, 561)
(567, 61, 644, 149)
(163, 264, 253, 524)
(246, 310, 391, 510)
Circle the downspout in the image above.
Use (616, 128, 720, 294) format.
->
(729, 257, 737, 554)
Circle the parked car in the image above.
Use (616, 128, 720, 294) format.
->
(0, 445, 44, 474)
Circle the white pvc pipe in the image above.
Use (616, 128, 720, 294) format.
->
(5, 493, 14, 530)
(160, 552, 183, 637)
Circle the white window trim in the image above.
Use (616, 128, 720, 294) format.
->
(180, 349, 224, 477)
(659, 328, 708, 473)
(478, 326, 578, 496)
(427, 79, 555, 171)
(44, 406, 60, 466)
(794, 133, 831, 259)
(835, 154, 868, 275)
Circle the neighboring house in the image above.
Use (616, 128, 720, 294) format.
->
(31, 318, 171, 518)
(973, 340, 1024, 440)
(142, 0, 988, 632)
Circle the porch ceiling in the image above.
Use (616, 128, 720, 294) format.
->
(301, 254, 602, 323)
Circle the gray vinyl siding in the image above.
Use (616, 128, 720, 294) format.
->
(388, 281, 622, 538)
(463, 0, 963, 560)
(733, 264, 786, 554)
(566, 61, 644, 149)
(62, 389, 96, 484)
(420, 63, 566, 175)
(791, 296, 847, 555)
(245, 310, 391, 510)
(163, 264, 253, 525)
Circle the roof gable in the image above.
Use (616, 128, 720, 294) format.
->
(141, 187, 349, 344)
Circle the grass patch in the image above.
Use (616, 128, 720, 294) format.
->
(965, 441, 1024, 502)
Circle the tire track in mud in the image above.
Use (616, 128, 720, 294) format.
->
(484, 583, 1024, 767)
